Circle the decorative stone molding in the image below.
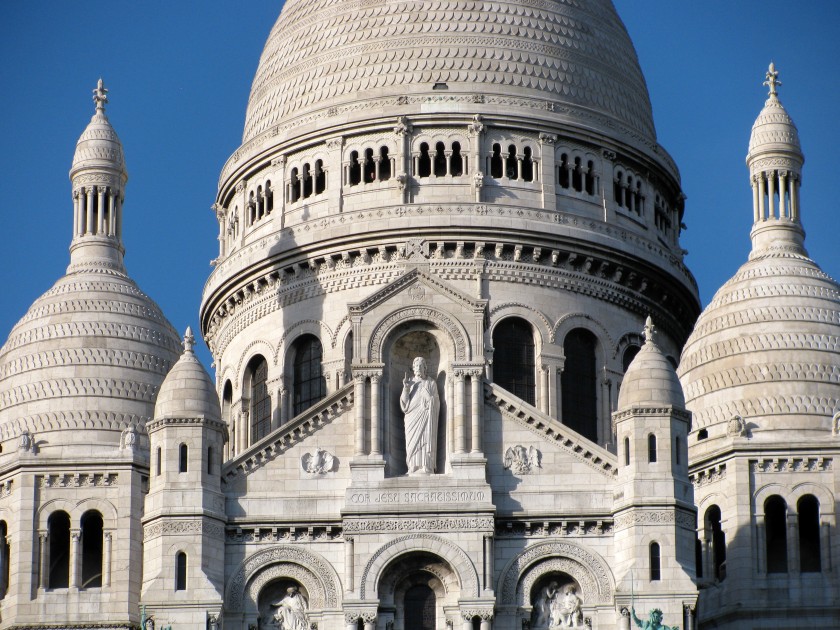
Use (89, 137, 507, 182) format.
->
(39, 472, 117, 488)
(360, 533, 479, 599)
(504, 445, 541, 474)
(690, 395, 839, 429)
(498, 540, 614, 606)
(0, 411, 148, 441)
(226, 545, 341, 613)
(143, 518, 224, 541)
(613, 508, 695, 531)
(495, 520, 612, 538)
(344, 516, 494, 534)
(225, 525, 342, 544)
(750, 457, 832, 473)
(369, 307, 469, 362)
(690, 464, 726, 487)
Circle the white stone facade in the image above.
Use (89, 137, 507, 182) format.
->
(0, 3, 837, 630)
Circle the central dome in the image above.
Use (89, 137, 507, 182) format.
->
(243, 0, 656, 145)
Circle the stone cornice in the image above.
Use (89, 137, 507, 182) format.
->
(146, 416, 227, 434)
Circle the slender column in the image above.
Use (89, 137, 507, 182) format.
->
(73, 190, 81, 237)
(752, 178, 760, 223)
(238, 409, 249, 452)
(446, 376, 455, 457)
(540, 366, 550, 414)
(767, 171, 776, 219)
(516, 156, 523, 180)
(684, 605, 695, 630)
(38, 532, 48, 589)
(0, 535, 7, 597)
(373, 157, 381, 182)
(547, 365, 559, 420)
(454, 372, 466, 454)
(354, 375, 366, 456)
(363, 615, 376, 630)
(412, 154, 419, 175)
(345, 536, 354, 592)
(755, 516, 766, 574)
(484, 534, 494, 591)
(97, 188, 106, 234)
(480, 618, 492, 630)
(278, 387, 288, 426)
(445, 151, 452, 176)
(758, 174, 766, 220)
(778, 172, 788, 218)
(556, 366, 564, 424)
(103, 531, 112, 587)
(462, 616, 472, 630)
(115, 195, 123, 239)
(370, 374, 381, 456)
(820, 520, 831, 572)
(69, 529, 80, 588)
(270, 388, 281, 431)
(86, 188, 94, 234)
(788, 512, 799, 573)
(470, 371, 482, 453)
(790, 177, 799, 220)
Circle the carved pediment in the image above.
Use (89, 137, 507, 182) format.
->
(348, 267, 486, 316)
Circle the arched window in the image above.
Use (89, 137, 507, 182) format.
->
(222, 381, 233, 457)
(349, 151, 361, 185)
(585, 160, 595, 195)
(179, 443, 188, 473)
(506, 144, 518, 179)
(490, 143, 503, 178)
(48, 511, 71, 588)
(175, 552, 187, 591)
(418, 143, 431, 178)
(522, 146, 534, 182)
(248, 191, 256, 224)
(156, 447, 162, 476)
(798, 495, 821, 572)
(572, 157, 583, 191)
(649, 542, 661, 580)
(248, 355, 271, 443)
(302, 163, 313, 198)
(379, 148, 391, 181)
(624, 437, 630, 466)
(363, 148, 376, 183)
(80, 511, 103, 588)
(705, 505, 726, 581)
(558, 153, 569, 188)
(614, 171, 624, 206)
(0, 521, 8, 598)
(765, 495, 788, 573)
(405, 584, 435, 630)
(256, 185, 264, 219)
(289, 168, 300, 202)
(492, 318, 535, 406)
(450, 141, 463, 176)
(293, 336, 326, 416)
(265, 180, 274, 213)
(433, 141, 446, 177)
(622, 345, 640, 372)
(648, 434, 657, 463)
(561, 329, 598, 443)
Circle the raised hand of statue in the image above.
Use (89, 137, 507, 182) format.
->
(403, 371, 412, 388)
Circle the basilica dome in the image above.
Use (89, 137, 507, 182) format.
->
(0, 83, 181, 452)
(231, 0, 667, 176)
(678, 69, 840, 439)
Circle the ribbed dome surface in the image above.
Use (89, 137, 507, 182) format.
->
(154, 331, 221, 422)
(617, 321, 685, 410)
(747, 94, 802, 158)
(0, 267, 181, 447)
(243, 0, 656, 144)
(71, 108, 126, 175)
(678, 251, 840, 435)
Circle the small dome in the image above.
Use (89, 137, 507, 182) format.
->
(617, 317, 685, 410)
(747, 63, 802, 163)
(70, 79, 126, 178)
(154, 328, 221, 423)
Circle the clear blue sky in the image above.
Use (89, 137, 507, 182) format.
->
(1, 1, 838, 371)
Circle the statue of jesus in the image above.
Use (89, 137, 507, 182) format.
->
(400, 357, 440, 475)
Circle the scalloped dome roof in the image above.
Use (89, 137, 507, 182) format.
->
(70, 79, 126, 177)
(617, 317, 685, 410)
(677, 251, 840, 436)
(0, 268, 181, 447)
(242, 0, 656, 145)
(154, 329, 221, 422)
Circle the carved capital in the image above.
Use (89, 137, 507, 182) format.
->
(538, 132, 557, 145)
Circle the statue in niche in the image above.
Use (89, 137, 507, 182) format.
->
(532, 582, 583, 628)
(401, 356, 440, 475)
(272, 585, 309, 629)
(630, 608, 678, 630)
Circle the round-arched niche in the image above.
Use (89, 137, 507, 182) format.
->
(529, 573, 585, 630)
(257, 579, 310, 630)
(382, 323, 453, 476)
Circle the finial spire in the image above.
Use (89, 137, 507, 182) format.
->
(183, 327, 195, 353)
(763, 62, 781, 98)
(93, 78, 109, 113)
(642, 315, 658, 346)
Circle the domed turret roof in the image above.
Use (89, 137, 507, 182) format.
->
(617, 317, 685, 410)
(154, 328, 221, 423)
(679, 65, 840, 439)
(242, 0, 657, 146)
(0, 82, 180, 452)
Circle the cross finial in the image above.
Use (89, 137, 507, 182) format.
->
(642, 315, 657, 346)
(763, 62, 781, 97)
(92, 78, 109, 112)
(183, 327, 195, 353)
